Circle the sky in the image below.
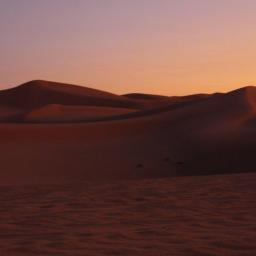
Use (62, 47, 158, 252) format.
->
(1, 0, 256, 96)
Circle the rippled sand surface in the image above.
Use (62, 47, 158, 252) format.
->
(0, 173, 255, 256)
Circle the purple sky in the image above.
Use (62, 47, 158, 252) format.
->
(1, 0, 256, 95)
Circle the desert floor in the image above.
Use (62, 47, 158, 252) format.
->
(0, 173, 255, 256)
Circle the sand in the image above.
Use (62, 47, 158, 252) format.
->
(0, 80, 255, 255)
(24, 105, 136, 123)
(0, 81, 255, 184)
(0, 173, 255, 255)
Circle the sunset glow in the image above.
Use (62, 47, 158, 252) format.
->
(1, 0, 256, 95)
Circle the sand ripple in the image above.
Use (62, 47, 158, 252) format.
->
(0, 173, 255, 255)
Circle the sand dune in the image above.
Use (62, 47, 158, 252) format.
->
(123, 92, 212, 109)
(0, 82, 255, 184)
(0, 80, 140, 110)
(0, 80, 211, 122)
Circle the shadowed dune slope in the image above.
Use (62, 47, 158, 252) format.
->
(24, 104, 136, 123)
(0, 80, 140, 110)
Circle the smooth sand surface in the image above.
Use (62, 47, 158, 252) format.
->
(24, 105, 136, 123)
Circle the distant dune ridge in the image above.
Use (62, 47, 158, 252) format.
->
(0, 80, 255, 185)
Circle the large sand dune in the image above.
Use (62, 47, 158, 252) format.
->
(0, 81, 255, 184)
(0, 80, 139, 110)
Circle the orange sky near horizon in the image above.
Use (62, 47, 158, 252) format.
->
(1, 0, 256, 96)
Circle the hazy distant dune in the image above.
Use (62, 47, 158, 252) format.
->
(123, 92, 170, 100)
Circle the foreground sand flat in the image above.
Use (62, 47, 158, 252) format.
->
(0, 173, 255, 255)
